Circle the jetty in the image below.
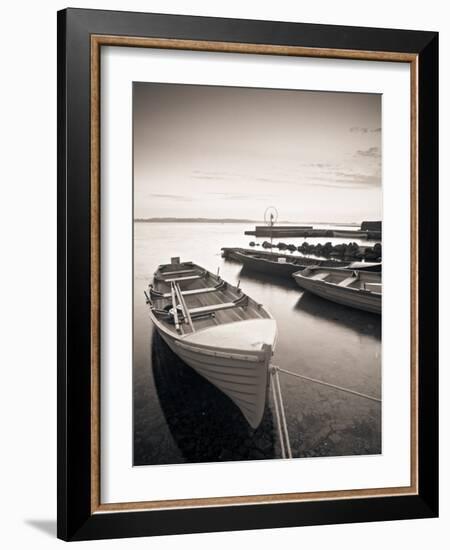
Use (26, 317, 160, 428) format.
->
(245, 225, 314, 237)
(244, 221, 382, 240)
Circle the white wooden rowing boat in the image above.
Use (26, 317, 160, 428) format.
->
(292, 266, 382, 314)
(146, 258, 277, 428)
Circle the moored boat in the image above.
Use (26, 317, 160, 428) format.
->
(232, 250, 319, 277)
(292, 266, 382, 314)
(146, 258, 277, 428)
(332, 230, 369, 238)
(225, 248, 380, 279)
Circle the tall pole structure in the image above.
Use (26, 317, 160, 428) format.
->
(270, 212, 274, 254)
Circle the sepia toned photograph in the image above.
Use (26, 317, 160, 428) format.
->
(133, 82, 382, 466)
(57, 10, 438, 540)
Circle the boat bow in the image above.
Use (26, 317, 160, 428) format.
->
(182, 318, 277, 353)
(173, 319, 277, 428)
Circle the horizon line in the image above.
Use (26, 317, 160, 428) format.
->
(133, 217, 365, 225)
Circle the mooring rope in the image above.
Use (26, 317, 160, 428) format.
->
(270, 370, 286, 459)
(275, 366, 381, 403)
(273, 368, 293, 458)
(269, 364, 381, 460)
(269, 365, 381, 458)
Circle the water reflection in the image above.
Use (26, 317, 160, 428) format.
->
(295, 293, 382, 340)
(151, 330, 276, 463)
(237, 265, 299, 290)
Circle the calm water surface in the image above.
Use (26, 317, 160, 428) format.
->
(133, 223, 381, 465)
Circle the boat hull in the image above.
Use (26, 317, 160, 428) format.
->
(235, 251, 302, 277)
(293, 272, 381, 314)
(154, 322, 273, 429)
(230, 249, 351, 278)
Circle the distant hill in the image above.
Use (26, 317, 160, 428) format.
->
(134, 217, 260, 223)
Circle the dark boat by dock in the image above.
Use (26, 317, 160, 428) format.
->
(222, 248, 381, 279)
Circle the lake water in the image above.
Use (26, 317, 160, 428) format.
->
(133, 222, 381, 465)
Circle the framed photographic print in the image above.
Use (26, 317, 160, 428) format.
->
(57, 8, 438, 541)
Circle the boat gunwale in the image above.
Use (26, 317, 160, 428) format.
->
(294, 277, 381, 296)
(227, 248, 382, 273)
(148, 262, 277, 357)
(232, 249, 341, 268)
(293, 281, 381, 297)
(233, 250, 304, 266)
(292, 268, 382, 314)
(293, 266, 381, 281)
(148, 308, 276, 359)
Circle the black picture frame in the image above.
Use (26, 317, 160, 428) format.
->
(57, 7, 438, 541)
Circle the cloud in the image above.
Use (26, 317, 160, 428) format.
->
(310, 170, 381, 187)
(192, 174, 229, 181)
(350, 126, 369, 134)
(305, 181, 366, 190)
(302, 162, 333, 169)
(355, 146, 381, 158)
(148, 193, 193, 202)
(207, 191, 275, 201)
(192, 170, 292, 186)
(254, 176, 284, 184)
(192, 170, 238, 181)
(192, 170, 226, 176)
(350, 126, 381, 134)
(335, 171, 380, 184)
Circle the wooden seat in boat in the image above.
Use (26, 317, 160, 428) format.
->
(160, 267, 197, 276)
(163, 274, 204, 283)
(189, 297, 248, 316)
(310, 272, 328, 281)
(337, 276, 357, 287)
(159, 283, 224, 298)
(363, 282, 382, 293)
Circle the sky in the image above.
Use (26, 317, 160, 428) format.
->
(133, 83, 381, 223)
